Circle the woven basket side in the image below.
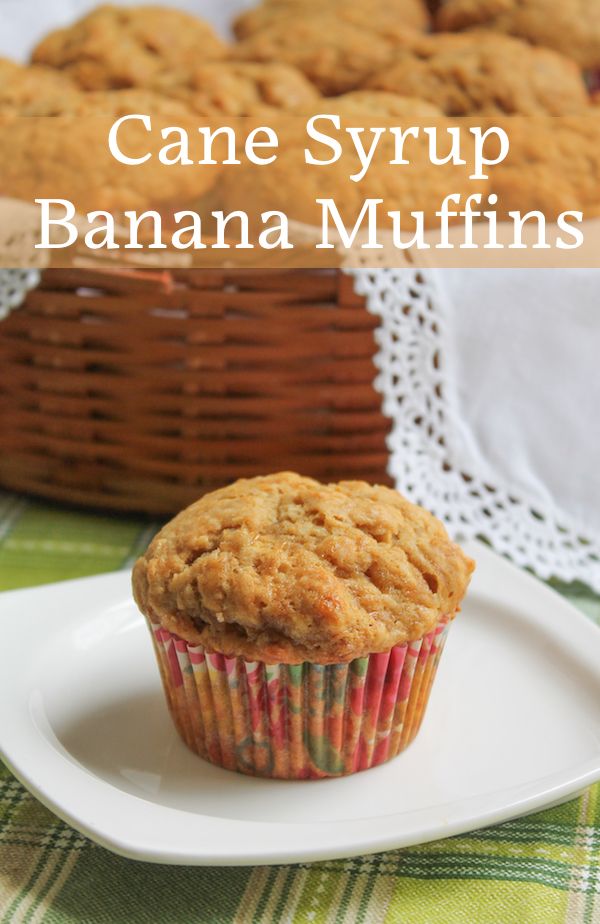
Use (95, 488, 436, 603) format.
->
(0, 268, 391, 515)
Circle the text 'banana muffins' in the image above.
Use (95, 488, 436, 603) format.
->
(133, 472, 474, 779)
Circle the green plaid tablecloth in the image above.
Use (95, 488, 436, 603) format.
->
(1, 492, 599, 924)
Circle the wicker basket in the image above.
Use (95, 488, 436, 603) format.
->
(0, 268, 392, 515)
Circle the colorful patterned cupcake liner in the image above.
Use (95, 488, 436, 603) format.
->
(148, 615, 452, 779)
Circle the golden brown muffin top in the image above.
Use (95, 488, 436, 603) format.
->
(365, 32, 590, 115)
(31, 4, 227, 91)
(233, 15, 419, 95)
(233, 0, 430, 40)
(133, 472, 474, 664)
(436, 0, 600, 70)
(153, 61, 320, 116)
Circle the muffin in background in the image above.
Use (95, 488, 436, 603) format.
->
(0, 89, 220, 214)
(233, 15, 419, 94)
(491, 116, 600, 220)
(219, 91, 488, 230)
(153, 61, 320, 116)
(133, 472, 474, 779)
(31, 3, 227, 91)
(233, 0, 430, 40)
(0, 58, 81, 115)
(436, 0, 600, 72)
(365, 32, 590, 115)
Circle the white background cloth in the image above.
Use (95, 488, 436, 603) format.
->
(442, 270, 600, 541)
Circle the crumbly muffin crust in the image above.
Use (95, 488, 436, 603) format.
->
(31, 4, 227, 91)
(233, 0, 430, 40)
(133, 472, 474, 664)
(436, 0, 600, 70)
(233, 16, 418, 94)
(365, 32, 589, 115)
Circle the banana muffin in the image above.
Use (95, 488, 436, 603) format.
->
(133, 472, 474, 778)
(219, 91, 488, 230)
(31, 4, 227, 91)
(365, 32, 590, 115)
(154, 61, 320, 116)
(233, 15, 419, 94)
(0, 89, 219, 214)
(436, 0, 600, 71)
(233, 0, 430, 40)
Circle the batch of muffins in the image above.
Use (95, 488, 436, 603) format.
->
(1, 0, 599, 221)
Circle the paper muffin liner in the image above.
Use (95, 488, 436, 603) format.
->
(148, 614, 452, 779)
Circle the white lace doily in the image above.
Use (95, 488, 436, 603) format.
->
(349, 267, 600, 593)
(0, 198, 51, 276)
(0, 269, 40, 319)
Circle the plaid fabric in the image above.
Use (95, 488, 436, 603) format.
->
(1, 492, 599, 924)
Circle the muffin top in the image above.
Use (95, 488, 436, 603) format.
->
(133, 472, 474, 664)
(233, 15, 418, 95)
(436, 0, 600, 71)
(219, 91, 488, 230)
(365, 32, 590, 116)
(31, 4, 227, 91)
(233, 0, 430, 41)
(153, 61, 320, 116)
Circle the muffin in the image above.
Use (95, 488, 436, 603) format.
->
(31, 4, 227, 91)
(365, 32, 590, 115)
(0, 90, 219, 214)
(219, 91, 488, 231)
(133, 472, 474, 779)
(152, 61, 320, 116)
(233, 15, 418, 94)
(436, 0, 600, 72)
(0, 58, 81, 115)
(233, 0, 430, 40)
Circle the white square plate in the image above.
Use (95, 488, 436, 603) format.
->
(1, 540, 600, 866)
